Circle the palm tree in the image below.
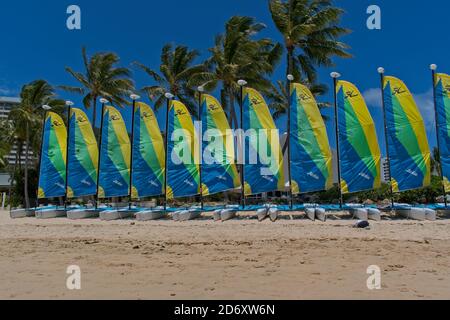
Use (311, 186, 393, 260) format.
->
(9, 80, 65, 209)
(269, 0, 351, 82)
(61, 47, 134, 132)
(190, 16, 282, 128)
(431, 147, 441, 176)
(134, 44, 206, 115)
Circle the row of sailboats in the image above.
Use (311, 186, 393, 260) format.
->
(22, 65, 449, 221)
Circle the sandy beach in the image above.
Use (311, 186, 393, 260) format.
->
(0, 210, 449, 300)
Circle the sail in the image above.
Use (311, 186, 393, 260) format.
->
(166, 100, 200, 199)
(243, 87, 284, 195)
(38, 112, 67, 199)
(98, 106, 131, 198)
(290, 83, 333, 194)
(435, 73, 450, 193)
(383, 76, 431, 192)
(201, 94, 240, 196)
(337, 80, 381, 193)
(67, 108, 98, 198)
(131, 102, 165, 199)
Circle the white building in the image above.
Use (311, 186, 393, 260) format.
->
(381, 157, 391, 183)
(0, 96, 35, 167)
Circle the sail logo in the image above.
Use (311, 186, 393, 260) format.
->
(52, 120, 64, 127)
(184, 179, 194, 187)
(250, 97, 263, 106)
(149, 180, 159, 187)
(392, 86, 406, 96)
(77, 116, 87, 123)
(142, 112, 152, 119)
(307, 172, 320, 180)
(405, 168, 418, 177)
(358, 172, 371, 180)
(113, 180, 123, 186)
(111, 114, 121, 121)
(208, 104, 219, 112)
(55, 182, 65, 189)
(175, 109, 187, 116)
(262, 175, 274, 183)
(299, 92, 312, 101)
(344, 90, 359, 99)
(81, 179, 92, 186)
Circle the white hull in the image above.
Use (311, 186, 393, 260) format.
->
(257, 208, 268, 222)
(135, 211, 167, 221)
(350, 208, 368, 221)
(424, 209, 436, 221)
(36, 210, 66, 219)
(396, 208, 427, 221)
(305, 208, 315, 221)
(10, 209, 35, 219)
(315, 208, 327, 222)
(367, 208, 382, 221)
(175, 210, 202, 222)
(99, 210, 134, 221)
(220, 209, 237, 222)
(67, 209, 100, 220)
(213, 209, 222, 221)
(269, 208, 278, 222)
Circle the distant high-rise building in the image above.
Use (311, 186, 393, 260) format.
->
(381, 157, 391, 183)
(0, 96, 35, 167)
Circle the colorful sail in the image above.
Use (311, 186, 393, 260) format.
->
(67, 108, 98, 198)
(243, 87, 284, 195)
(383, 76, 431, 192)
(201, 94, 240, 196)
(435, 73, 450, 193)
(290, 83, 333, 194)
(131, 102, 165, 199)
(98, 106, 131, 198)
(166, 100, 200, 199)
(38, 112, 67, 199)
(337, 80, 381, 193)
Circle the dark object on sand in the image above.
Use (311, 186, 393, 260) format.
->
(354, 220, 370, 229)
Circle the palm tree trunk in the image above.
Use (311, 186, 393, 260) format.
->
(8, 152, 18, 209)
(24, 122, 30, 209)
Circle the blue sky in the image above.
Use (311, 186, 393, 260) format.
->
(0, 0, 449, 154)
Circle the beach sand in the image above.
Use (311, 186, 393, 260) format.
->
(0, 210, 449, 300)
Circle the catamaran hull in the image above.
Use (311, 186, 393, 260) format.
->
(10, 209, 35, 219)
(36, 210, 67, 219)
(350, 208, 369, 221)
(367, 208, 382, 221)
(396, 208, 436, 221)
(269, 208, 278, 222)
(315, 208, 327, 222)
(67, 209, 100, 220)
(135, 211, 167, 221)
(220, 209, 236, 222)
(305, 208, 315, 221)
(257, 208, 268, 222)
(99, 210, 134, 221)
